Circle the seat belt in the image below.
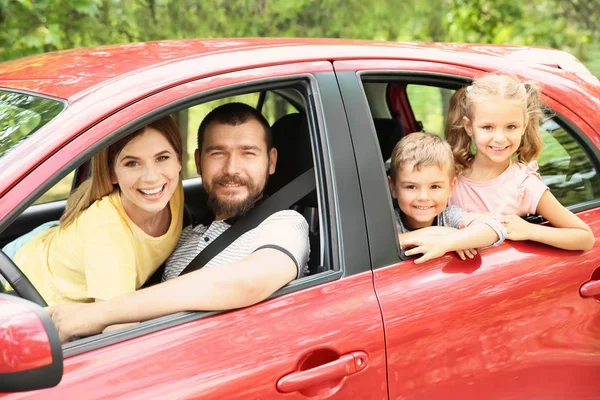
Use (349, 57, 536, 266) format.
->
(178, 167, 316, 276)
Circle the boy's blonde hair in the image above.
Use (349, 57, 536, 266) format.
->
(389, 132, 455, 181)
(446, 73, 544, 175)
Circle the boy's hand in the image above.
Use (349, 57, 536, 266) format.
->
(499, 214, 531, 241)
(46, 302, 108, 343)
(402, 235, 453, 264)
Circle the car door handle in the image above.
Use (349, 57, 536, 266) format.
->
(580, 280, 600, 297)
(276, 351, 368, 393)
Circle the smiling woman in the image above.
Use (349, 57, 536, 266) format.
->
(3, 116, 184, 305)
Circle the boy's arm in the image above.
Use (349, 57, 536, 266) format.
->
(398, 226, 458, 242)
(402, 215, 505, 264)
(46, 248, 297, 343)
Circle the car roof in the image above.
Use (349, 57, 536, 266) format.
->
(0, 38, 598, 101)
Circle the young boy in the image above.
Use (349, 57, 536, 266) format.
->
(388, 132, 506, 264)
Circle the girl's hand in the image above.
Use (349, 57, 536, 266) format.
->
(500, 214, 532, 241)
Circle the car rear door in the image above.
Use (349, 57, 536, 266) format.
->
(334, 59, 600, 399)
(0, 63, 387, 399)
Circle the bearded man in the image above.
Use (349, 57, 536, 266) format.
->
(162, 102, 309, 280)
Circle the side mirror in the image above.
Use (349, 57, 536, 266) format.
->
(0, 294, 63, 392)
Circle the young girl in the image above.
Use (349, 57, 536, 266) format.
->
(446, 73, 593, 251)
(5, 116, 185, 305)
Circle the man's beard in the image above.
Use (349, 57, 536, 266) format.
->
(205, 171, 268, 219)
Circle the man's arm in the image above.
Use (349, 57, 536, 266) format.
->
(47, 248, 296, 343)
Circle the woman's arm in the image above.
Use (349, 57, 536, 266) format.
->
(501, 191, 594, 251)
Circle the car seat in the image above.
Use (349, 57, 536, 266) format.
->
(268, 113, 321, 275)
(373, 118, 404, 165)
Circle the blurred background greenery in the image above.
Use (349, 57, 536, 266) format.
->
(0, 0, 598, 76)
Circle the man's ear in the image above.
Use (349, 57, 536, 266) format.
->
(462, 116, 473, 136)
(194, 148, 201, 176)
(268, 147, 277, 175)
(388, 175, 397, 199)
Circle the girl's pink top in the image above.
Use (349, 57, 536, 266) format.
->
(448, 161, 548, 215)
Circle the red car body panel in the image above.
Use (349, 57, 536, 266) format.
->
(3, 272, 387, 399)
(375, 210, 600, 400)
(0, 39, 595, 100)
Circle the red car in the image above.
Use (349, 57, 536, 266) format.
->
(1, 39, 600, 399)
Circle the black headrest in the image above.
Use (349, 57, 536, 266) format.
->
(373, 118, 404, 162)
(267, 113, 316, 206)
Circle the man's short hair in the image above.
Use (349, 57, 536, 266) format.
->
(389, 132, 455, 180)
(197, 102, 272, 151)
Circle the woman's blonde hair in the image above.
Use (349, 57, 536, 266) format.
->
(60, 115, 183, 227)
(445, 73, 544, 175)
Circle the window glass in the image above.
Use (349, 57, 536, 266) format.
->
(33, 171, 75, 205)
(0, 90, 65, 159)
(538, 118, 600, 207)
(406, 85, 455, 136)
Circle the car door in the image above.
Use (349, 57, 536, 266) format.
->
(0, 63, 387, 399)
(334, 59, 600, 399)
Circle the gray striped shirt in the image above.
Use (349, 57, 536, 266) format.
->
(162, 210, 310, 281)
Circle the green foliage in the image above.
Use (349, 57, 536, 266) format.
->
(0, 0, 597, 75)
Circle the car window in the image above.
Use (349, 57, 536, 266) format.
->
(404, 83, 600, 209)
(33, 171, 75, 205)
(406, 85, 455, 136)
(538, 118, 600, 207)
(0, 90, 65, 159)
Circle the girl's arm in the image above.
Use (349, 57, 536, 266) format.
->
(502, 190, 594, 251)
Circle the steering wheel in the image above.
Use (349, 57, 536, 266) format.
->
(0, 250, 47, 307)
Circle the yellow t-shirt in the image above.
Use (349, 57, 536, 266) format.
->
(12, 184, 184, 305)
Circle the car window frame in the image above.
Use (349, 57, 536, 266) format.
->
(0, 64, 370, 356)
(380, 73, 600, 213)
(335, 65, 600, 271)
(59, 73, 360, 356)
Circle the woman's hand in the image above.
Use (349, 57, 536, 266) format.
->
(46, 302, 108, 343)
(499, 214, 532, 241)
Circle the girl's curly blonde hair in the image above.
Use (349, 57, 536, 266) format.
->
(445, 73, 544, 175)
